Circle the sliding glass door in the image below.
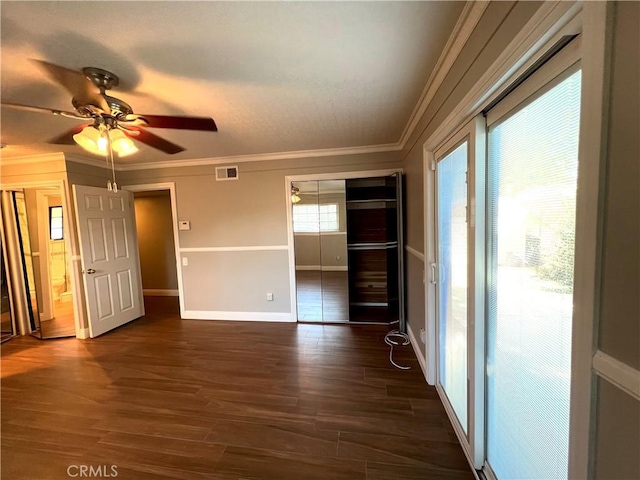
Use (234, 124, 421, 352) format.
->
(430, 41, 582, 478)
(485, 66, 582, 479)
(436, 141, 469, 434)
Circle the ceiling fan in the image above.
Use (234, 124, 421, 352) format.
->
(1, 60, 218, 156)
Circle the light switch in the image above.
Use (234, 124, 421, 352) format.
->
(182, 257, 189, 266)
(179, 221, 191, 231)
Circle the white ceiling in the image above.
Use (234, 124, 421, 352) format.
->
(0, 1, 465, 167)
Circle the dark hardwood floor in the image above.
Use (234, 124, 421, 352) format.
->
(1, 298, 474, 480)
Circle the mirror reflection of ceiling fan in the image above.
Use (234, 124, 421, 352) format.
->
(2, 60, 218, 157)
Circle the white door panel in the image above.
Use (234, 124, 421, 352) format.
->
(73, 185, 144, 337)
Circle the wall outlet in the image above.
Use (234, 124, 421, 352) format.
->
(266, 292, 274, 301)
(182, 257, 189, 266)
(420, 328, 426, 344)
(336, 255, 340, 261)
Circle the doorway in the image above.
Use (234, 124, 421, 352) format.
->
(286, 170, 405, 327)
(0, 186, 77, 338)
(125, 184, 181, 316)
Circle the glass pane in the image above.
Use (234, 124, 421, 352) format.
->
(486, 70, 581, 480)
(319, 180, 348, 322)
(293, 181, 323, 322)
(437, 141, 468, 433)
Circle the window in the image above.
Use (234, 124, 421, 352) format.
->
(486, 68, 581, 480)
(436, 140, 469, 434)
(49, 206, 63, 240)
(293, 203, 339, 233)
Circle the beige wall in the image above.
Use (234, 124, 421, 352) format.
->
(593, 2, 640, 478)
(133, 192, 178, 291)
(406, 253, 425, 358)
(120, 151, 400, 315)
(401, 0, 543, 346)
(597, 0, 639, 371)
(594, 379, 640, 480)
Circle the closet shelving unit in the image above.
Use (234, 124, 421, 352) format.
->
(345, 176, 402, 324)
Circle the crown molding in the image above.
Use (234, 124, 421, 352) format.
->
(398, 1, 490, 150)
(0, 151, 66, 165)
(115, 142, 402, 171)
(64, 153, 111, 170)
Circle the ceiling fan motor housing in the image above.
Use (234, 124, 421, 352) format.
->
(82, 67, 119, 91)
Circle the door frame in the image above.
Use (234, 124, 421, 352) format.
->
(431, 117, 485, 470)
(285, 168, 402, 323)
(35, 189, 62, 322)
(0, 199, 17, 341)
(122, 183, 184, 316)
(0, 179, 80, 337)
(421, 3, 611, 478)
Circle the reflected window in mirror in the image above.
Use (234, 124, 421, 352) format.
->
(49, 206, 63, 240)
(293, 203, 339, 233)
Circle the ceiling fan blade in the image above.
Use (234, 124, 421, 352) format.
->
(33, 60, 110, 113)
(49, 124, 91, 145)
(130, 114, 217, 132)
(126, 127, 185, 154)
(1, 102, 87, 120)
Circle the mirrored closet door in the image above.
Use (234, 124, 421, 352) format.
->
(1, 189, 76, 338)
(293, 180, 348, 322)
(292, 173, 404, 326)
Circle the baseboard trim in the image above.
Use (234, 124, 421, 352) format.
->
(143, 289, 179, 297)
(182, 310, 294, 322)
(407, 325, 428, 382)
(76, 328, 90, 340)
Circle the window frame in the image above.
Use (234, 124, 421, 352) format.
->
(49, 205, 64, 241)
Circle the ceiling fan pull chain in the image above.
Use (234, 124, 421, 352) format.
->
(104, 126, 118, 193)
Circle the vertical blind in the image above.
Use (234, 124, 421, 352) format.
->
(486, 69, 581, 479)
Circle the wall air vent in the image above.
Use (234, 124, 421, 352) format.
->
(215, 166, 239, 181)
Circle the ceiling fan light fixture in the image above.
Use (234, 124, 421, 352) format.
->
(109, 129, 138, 157)
(73, 125, 138, 157)
(291, 186, 301, 204)
(73, 125, 105, 156)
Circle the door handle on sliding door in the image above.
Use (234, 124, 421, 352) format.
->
(430, 263, 437, 285)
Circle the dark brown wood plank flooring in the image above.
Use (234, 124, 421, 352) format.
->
(1, 298, 474, 480)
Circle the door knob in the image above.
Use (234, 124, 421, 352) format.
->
(85, 268, 96, 274)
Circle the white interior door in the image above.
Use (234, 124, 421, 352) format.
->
(73, 185, 144, 337)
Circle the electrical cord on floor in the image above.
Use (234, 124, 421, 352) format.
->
(384, 329, 411, 370)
